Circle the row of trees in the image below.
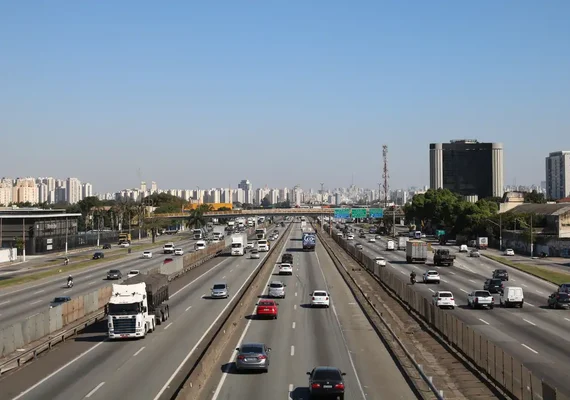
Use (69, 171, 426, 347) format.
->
(403, 189, 547, 241)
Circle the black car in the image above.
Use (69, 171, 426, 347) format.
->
(107, 269, 122, 280)
(558, 283, 570, 293)
(50, 296, 72, 308)
(307, 366, 346, 399)
(102, 243, 112, 249)
(282, 253, 293, 264)
(548, 292, 570, 309)
(492, 269, 509, 281)
(93, 251, 105, 260)
(484, 278, 504, 294)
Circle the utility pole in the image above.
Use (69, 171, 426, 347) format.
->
(22, 218, 26, 262)
(382, 145, 389, 208)
(320, 183, 324, 231)
(392, 205, 396, 238)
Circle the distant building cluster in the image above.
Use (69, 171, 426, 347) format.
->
(0, 177, 93, 206)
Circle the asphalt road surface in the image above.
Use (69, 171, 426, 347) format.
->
(345, 230, 570, 396)
(209, 225, 416, 400)
(0, 236, 199, 329)
(1, 225, 289, 400)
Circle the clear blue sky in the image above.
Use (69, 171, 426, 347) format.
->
(1, 1, 569, 193)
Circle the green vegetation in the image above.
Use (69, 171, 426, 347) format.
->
(186, 204, 212, 230)
(484, 254, 570, 285)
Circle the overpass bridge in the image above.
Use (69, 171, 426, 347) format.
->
(152, 208, 405, 219)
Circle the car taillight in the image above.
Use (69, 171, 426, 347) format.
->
(437, 298, 441, 301)
(450, 298, 454, 301)
(312, 297, 315, 300)
(325, 297, 329, 300)
(311, 383, 321, 389)
(475, 298, 478, 303)
(334, 383, 345, 389)
(491, 298, 495, 302)
(258, 355, 266, 360)
(237, 355, 245, 360)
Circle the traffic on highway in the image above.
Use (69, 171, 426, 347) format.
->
(338, 224, 570, 395)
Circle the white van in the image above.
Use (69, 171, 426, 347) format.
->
(459, 244, 468, 252)
(386, 240, 395, 251)
(500, 286, 524, 308)
(257, 239, 269, 252)
(195, 240, 206, 251)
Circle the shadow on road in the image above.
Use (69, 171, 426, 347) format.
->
(290, 387, 310, 400)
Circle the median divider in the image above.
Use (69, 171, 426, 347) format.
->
(0, 239, 227, 375)
(170, 223, 292, 400)
(324, 226, 564, 400)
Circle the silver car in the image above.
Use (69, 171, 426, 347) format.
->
(268, 281, 286, 298)
(250, 249, 260, 259)
(211, 283, 229, 299)
(235, 342, 271, 372)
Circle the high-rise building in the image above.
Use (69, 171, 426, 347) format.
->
(233, 188, 245, 203)
(82, 183, 93, 199)
(140, 181, 147, 192)
(12, 178, 39, 204)
(65, 178, 82, 204)
(150, 181, 157, 193)
(545, 151, 570, 200)
(238, 179, 253, 204)
(429, 140, 504, 198)
(0, 181, 13, 205)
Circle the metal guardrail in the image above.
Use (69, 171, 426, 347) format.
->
(315, 224, 444, 399)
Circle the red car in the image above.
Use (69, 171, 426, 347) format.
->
(256, 300, 279, 319)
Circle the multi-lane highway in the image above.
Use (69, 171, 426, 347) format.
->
(0, 236, 201, 329)
(1, 225, 289, 400)
(344, 229, 570, 395)
(209, 225, 416, 400)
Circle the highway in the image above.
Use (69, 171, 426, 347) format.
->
(210, 225, 416, 400)
(344, 229, 570, 395)
(1, 224, 288, 400)
(0, 235, 200, 329)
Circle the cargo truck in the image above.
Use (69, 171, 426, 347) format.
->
(398, 236, 409, 250)
(107, 272, 170, 339)
(302, 232, 317, 251)
(192, 229, 204, 240)
(231, 235, 245, 256)
(477, 237, 488, 250)
(433, 249, 456, 266)
(406, 240, 428, 263)
(118, 232, 131, 245)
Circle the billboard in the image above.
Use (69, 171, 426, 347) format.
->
(184, 202, 233, 211)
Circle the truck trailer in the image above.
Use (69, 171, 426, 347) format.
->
(302, 232, 317, 251)
(107, 272, 170, 339)
(433, 249, 456, 266)
(231, 235, 245, 256)
(406, 240, 428, 264)
(398, 236, 409, 250)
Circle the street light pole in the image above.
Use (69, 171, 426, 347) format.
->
(320, 183, 324, 231)
(65, 218, 68, 254)
(530, 214, 534, 257)
(22, 218, 26, 262)
(485, 217, 502, 250)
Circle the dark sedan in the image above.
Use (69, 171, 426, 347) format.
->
(93, 251, 104, 260)
(548, 292, 570, 309)
(107, 269, 122, 280)
(282, 253, 293, 264)
(484, 278, 504, 294)
(492, 269, 509, 281)
(102, 243, 112, 249)
(307, 366, 346, 399)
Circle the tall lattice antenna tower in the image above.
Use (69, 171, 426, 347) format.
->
(382, 145, 389, 207)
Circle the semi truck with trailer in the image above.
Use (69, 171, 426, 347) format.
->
(406, 240, 428, 264)
(477, 237, 489, 250)
(107, 272, 170, 339)
(302, 231, 317, 251)
(398, 236, 409, 250)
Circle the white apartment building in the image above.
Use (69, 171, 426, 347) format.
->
(546, 151, 570, 200)
(66, 177, 82, 204)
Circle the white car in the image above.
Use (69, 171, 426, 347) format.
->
(174, 248, 184, 256)
(127, 270, 140, 279)
(355, 243, 363, 250)
(120, 242, 130, 248)
(279, 263, 293, 275)
(347, 234, 354, 240)
(432, 291, 456, 309)
(336, 232, 343, 237)
(310, 290, 330, 308)
(368, 237, 376, 243)
(142, 251, 152, 259)
(504, 248, 515, 256)
(246, 242, 254, 249)
(423, 270, 441, 284)
(375, 235, 382, 239)
(375, 257, 386, 266)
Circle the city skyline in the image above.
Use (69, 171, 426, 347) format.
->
(1, 3, 569, 191)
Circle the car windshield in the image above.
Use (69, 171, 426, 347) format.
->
(53, 297, 68, 303)
(251, 250, 259, 253)
(129, 271, 139, 275)
(558, 293, 570, 299)
(313, 369, 342, 380)
(475, 291, 491, 297)
(314, 291, 327, 297)
(427, 271, 438, 275)
(495, 270, 507, 274)
(491, 279, 502, 284)
(241, 345, 263, 354)
(439, 292, 452, 297)
(259, 301, 274, 306)
(213, 284, 226, 290)
(109, 270, 120, 274)
(281, 264, 291, 268)
(270, 283, 283, 288)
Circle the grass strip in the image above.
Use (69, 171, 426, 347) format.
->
(484, 254, 570, 285)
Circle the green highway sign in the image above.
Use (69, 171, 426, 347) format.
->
(334, 208, 350, 218)
(351, 208, 367, 218)
(369, 208, 384, 218)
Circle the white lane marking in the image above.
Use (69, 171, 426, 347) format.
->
(230, 270, 233, 273)
(185, 305, 192, 312)
(449, 271, 456, 275)
(164, 322, 173, 330)
(523, 319, 536, 326)
(313, 245, 368, 400)
(290, 345, 295, 356)
(294, 305, 297, 310)
(522, 284, 528, 288)
(390, 264, 397, 269)
(521, 344, 538, 354)
(33, 289, 45, 294)
(536, 291, 544, 295)
(89, 280, 97, 285)
(468, 279, 475, 283)
(428, 288, 435, 293)
(478, 319, 490, 325)
(174, 226, 292, 400)
(295, 292, 297, 297)
(0, 300, 10, 306)
(133, 347, 145, 357)
(460, 289, 468, 293)
(86, 382, 105, 398)
(526, 302, 535, 307)
(170, 257, 232, 298)
(63, 289, 72, 293)
(292, 322, 296, 329)
(441, 279, 449, 283)
(30, 299, 42, 305)
(222, 276, 226, 279)
(400, 271, 406, 275)
(11, 341, 106, 399)
(564, 318, 570, 322)
(511, 279, 516, 282)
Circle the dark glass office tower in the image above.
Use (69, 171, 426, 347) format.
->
(429, 140, 504, 198)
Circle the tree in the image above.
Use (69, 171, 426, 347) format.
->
(261, 195, 272, 208)
(186, 204, 212, 230)
(144, 217, 167, 243)
(524, 190, 546, 204)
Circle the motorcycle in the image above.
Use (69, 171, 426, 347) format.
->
(410, 276, 416, 285)
(67, 280, 73, 288)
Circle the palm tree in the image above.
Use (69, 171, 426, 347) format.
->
(186, 204, 212, 230)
